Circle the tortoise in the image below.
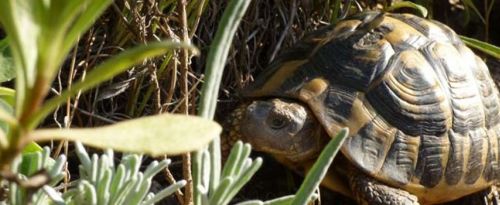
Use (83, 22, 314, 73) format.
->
(222, 11, 500, 205)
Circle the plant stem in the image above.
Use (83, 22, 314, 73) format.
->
(178, 0, 193, 204)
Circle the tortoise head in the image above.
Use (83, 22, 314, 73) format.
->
(223, 98, 326, 163)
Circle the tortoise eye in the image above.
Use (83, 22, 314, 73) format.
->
(269, 117, 287, 130)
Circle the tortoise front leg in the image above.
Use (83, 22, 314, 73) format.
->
(348, 169, 419, 205)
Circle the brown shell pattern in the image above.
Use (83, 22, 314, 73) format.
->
(242, 11, 500, 202)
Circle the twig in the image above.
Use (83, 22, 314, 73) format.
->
(269, 0, 297, 62)
(177, 0, 193, 204)
(163, 156, 185, 203)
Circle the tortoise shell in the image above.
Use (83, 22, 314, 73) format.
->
(242, 11, 500, 203)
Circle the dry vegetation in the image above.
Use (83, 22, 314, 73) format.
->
(33, 0, 499, 204)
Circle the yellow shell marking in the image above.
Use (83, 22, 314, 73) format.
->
(249, 60, 307, 97)
(300, 78, 329, 100)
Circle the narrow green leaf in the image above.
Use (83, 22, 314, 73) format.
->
(330, 0, 342, 23)
(0, 97, 16, 129)
(0, 0, 40, 97)
(49, 155, 67, 180)
(460, 35, 500, 59)
(61, 0, 113, 59)
(22, 142, 43, 153)
(18, 151, 42, 176)
(291, 128, 349, 205)
(234, 200, 264, 205)
(31, 113, 221, 156)
(110, 176, 138, 205)
(385, 1, 428, 17)
(28, 41, 198, 129)
(198, 0, 251, 119)
(462, 0, 486, 24)
(42, 186, 65, 205)
(79, 180, 97, 205)
(222, 158, 263, 205)
(144, 159, 170, 180)
(96, 169, 112, 205)
(109, 165, 126, 197)
(264, 195, 295, 205)
(0, 86, 15, 106)
(193, 0, 252, 203)
(209, 177, 233, 205)
(220, 141, 243, 179)
(142, 180, 187, 205)
(75, 142, 92, 172)
(233, 143, 252, 176)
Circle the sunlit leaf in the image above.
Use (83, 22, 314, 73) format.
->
(385, 1, 428, 17)
(0, 98, 13, 132)
(31, 113, 221, 156)
(22, 142, 43, 153)
(0, 86, 15, 106)
(0, 0, 40, 86)
(460, 36, 500, 59)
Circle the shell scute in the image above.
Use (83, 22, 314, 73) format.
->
(483, 127, 499, 182)
(313, 28, 394, 91)
(380, 131, 419, 185)
(343, 115, 396, 176)
(421, 42, 485, 134)
(414, 135, 449, 188)
(366, 49, 451, 136)
(464, 128, 487, 184)
(445, 130, 466, 185)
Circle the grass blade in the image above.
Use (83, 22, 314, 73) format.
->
(193, 0, 252, 203)
(385, 1, 428, 17)
(291, 128, 349, 205)
(28, 41, 197, 129)
(264, 195, 295, 205)
(460, 35, 500, 59)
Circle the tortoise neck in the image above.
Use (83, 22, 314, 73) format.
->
(221, 103, 250, 162)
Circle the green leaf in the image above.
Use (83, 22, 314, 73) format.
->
(222, 157, 262, 205)
(22, 142, 43, 153)
(142, 180, 187, 205)
(385, 1, 428, 17)
(19, 152, 42, 176)
(0, 98, 13, 132)
(0, 0, 40, 90)
(462, 0, 486, 24)
(0, 96, 15, 147)
(62, 0, 113, 57)
(264, 195, 295, 205)
(460, 36, 500, 59)
(193, 0, 252, 203)
(31, 113, 221, 156)
(0, 86, 15, 106)
(0, 38, 16, 82)
(28, 41, 198, 130)
(291, 128, 349, 205)
(19, 148, 55, 176)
